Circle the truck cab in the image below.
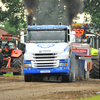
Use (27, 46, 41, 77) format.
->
(21, 25, 75, 82)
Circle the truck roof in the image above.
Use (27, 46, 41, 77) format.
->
(27, 25, 68, 30)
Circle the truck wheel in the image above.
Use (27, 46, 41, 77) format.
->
(24, 74, 32, 82)
(69, 59, 73, 82)
(90, 59, 99, 78)
(62, 75, 70, 82)
(12, 55, 23, 75)
(69, 68, 72, 82)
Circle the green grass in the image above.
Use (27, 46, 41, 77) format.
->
(3, 74, 13, 76)
(3, 74, 24, 77)
(76, 95, 100, 100)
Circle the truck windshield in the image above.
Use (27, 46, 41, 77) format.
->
(27, 31, 67, 43)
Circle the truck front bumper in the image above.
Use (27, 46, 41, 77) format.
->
(24, 66, 69, 74)
(23, 59, 70, 75)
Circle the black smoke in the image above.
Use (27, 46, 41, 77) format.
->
(22, 0, 82, 25)
(35, 0, 60, 25)
(22, 0, 38, 25)
(63, 0, 82, 25)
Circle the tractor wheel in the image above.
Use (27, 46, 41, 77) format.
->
(90, 59, 99, 78)
(0, 68, 3, 75)
(12, 55, 23, 75)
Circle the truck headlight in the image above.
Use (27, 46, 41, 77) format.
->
(24, 64, 31, 67)
(59, 63, 67, 66)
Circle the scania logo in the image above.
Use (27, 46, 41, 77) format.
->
(37, 43, 55, 48)
(39, 50, 42, 53)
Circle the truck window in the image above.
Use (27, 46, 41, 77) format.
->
(1, 41, 16, 49)
(27, 31, 67, 43)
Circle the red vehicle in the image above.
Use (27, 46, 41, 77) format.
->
(0, 34, 23, 75)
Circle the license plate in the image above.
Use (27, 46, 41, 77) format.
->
(40, 70, 50, 73)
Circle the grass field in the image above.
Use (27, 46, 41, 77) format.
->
(76, 95, 100, 100)
(3, 74, 23, 77)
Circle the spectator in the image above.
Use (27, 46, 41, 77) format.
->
(4, 41, 12, 52)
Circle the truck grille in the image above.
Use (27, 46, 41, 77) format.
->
(32, 53, 58, 68)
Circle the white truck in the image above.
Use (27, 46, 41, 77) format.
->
(20, 25, 83, 82)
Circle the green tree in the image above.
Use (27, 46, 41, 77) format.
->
(0, 0, 27, 35)
(84, 0, 100, 33)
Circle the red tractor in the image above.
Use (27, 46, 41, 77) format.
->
(0, 34, 23, 75)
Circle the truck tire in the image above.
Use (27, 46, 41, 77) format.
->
(62, 75, 69, 82)
(69, 68, 72, 82)
(24, 74, 32, 82)
(12, 55, 23, 75)
(90, 59, 99, 78)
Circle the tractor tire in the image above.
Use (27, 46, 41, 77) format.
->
(24, 74, 32, 82)
(89, 59, 99, 78)
(0, 68, 3, 75)
(12, 55, 23, 75)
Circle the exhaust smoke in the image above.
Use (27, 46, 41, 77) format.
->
(63, 0, 83, 25)
(22, 0, 83, 25)
(22, 0, 38, 25)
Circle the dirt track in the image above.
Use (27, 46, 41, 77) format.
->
(0, 76, 100, 100)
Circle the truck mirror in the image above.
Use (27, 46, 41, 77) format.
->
(87, 37, 90, 44)
(20, 32, 24, 44)
(70, 31, 75, 43)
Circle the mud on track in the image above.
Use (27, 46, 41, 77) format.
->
(0, 76, 100, 100)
